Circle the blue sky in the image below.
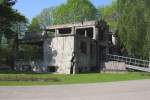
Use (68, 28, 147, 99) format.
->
(14, 0, 112, 21)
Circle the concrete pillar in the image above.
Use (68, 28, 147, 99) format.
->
(72, 26, 75, 34)
(85, 30, 87, 38)
(94, 27, 101, 71)
(56, 29, 59, 36)
(93, 27, 99, 40)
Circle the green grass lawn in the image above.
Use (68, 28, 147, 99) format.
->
(0, 72, 150, 86)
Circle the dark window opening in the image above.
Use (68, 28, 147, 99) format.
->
(108, 34, 112, 44)
(49, 29, 55, 32)
(76, 29, 85, 36)
(47, 66, 58, 72)
(80, 41, 87, 54)
(76, 28, 93, 38)
(87, 28, 93, 38)
(46, 29, 55, 36)
(59, 28, 71, 34)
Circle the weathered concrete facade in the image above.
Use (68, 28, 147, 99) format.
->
(43, 20, 109, 74)
(43, 36, 74, 74)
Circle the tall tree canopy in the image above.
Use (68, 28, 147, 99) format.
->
(28, 7, 55, 33)
(98, 0, 118, 29)
(36, 7, 55, 26)
(117, 0, 150, 58)
(0, 0, 26, 66)
(99, 0, 150, 59)
(0, 0, 26, 39)
(53, 0, 97, 24)
(29, 0, 97, 32)
(28, 18, 42, 33)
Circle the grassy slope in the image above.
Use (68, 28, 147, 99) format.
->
(0, 72, 150, 86)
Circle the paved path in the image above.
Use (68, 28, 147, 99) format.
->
(0, 80, 150, 100)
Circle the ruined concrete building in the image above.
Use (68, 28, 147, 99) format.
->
(43, 20, 109, 74)
(16, 20, 111, 74)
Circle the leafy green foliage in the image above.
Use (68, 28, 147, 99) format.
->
(28, 7, 55, 33)
(0, 0, 16, 6)
(117, 0, 150, 58)
(53, 0, 97, 24)
(36, 7, 55, 26)
(98, 0, 118, 29)
(29, 0, 97, 32)
(0, 0, 27, 66)
(18, 45, 42, 62)
(28, 18, 42, 33)
(99, 0, 150, 59)
(0, 0, 26, 41)
(3, 0, 17, 6)
(0, 0, 4, 4)
(0, 47, 12, 65)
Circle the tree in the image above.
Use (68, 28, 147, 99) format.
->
(117, 0, 150, 58)
(36, 7, 55, 26)
(99, 0, 150, 59)
(0, 0, 16, 6)
(28, 7, 55, 33)
(53, 0, 97, 24)
(28, 18, 42, 33)
(29, 0, 97, 31)
(18, 45, 42, 62)
(0, 0, 26, 38)
(0, 0, 27, 68)
(98, 0, 118, 29)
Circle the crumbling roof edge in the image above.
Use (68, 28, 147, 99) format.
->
(46, 20, 97, 30)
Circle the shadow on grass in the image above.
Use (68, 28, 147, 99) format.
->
(0, 71, 52, 75)
(0, 76, 61, 82)
(0, 71, 61, 82)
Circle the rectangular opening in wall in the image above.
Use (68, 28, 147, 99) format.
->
(76, 27, 93, 38)
(58, 28, 72, 34)
(47, 66, 58, 72)
(86, 28, 93, 38)
(76, 29, 85, 36)
(80, 41, 87, 54)
(46, 29, 55, 36)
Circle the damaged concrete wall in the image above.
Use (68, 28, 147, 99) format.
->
(103, 61, 127, 71)
(43, 36, 74, 74)
(75, 37, 97, 72)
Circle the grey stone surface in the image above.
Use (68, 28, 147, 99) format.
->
(104, 61, 127, 71)
(43, 36, 74, 74)
(0, 80, 150, 100)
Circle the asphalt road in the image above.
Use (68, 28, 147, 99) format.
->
(0, 80, 150, 100)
